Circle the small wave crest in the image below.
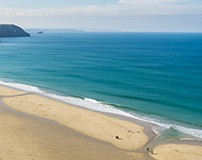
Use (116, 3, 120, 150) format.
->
(0, 79, 202, 140)
(0, 80, 45, 94)
(47, 94, 134, 118)
(0, 80, 134, 118)
(84, 98, 99, 103)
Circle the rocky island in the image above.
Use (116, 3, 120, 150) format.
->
(0, 24, 30, 37)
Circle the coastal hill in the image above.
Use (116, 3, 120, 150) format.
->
(0, 24, 30, 37)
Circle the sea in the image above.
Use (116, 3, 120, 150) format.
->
(0, 32, 202, 140)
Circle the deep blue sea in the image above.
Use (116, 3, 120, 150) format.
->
(0, 33, 202, 139)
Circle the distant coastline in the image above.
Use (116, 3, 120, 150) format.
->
(27, 28, 85, 34)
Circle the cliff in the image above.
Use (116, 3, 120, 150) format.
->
(0, 24, 30, 37)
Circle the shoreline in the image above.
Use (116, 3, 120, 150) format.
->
(1, 79, 202, 141)
(0, 89, 142, 160)
(1, 85, 149, 150)
(1, 83, 202, 145)
(0, 80, 157, 139)
(0, 84, 202, 159)
(1, 81, 201, 142)
(0, 83, 160, 142)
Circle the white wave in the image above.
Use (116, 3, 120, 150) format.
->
(0, 80, 134, 118)
(0, 79, 202, 140)
(129, 112, 202, 139)
(0, 80, 44, 94)
(47, 94, 134, 118)
(84, 98, 99, 103)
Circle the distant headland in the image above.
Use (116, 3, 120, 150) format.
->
(0, 24, 30, 37)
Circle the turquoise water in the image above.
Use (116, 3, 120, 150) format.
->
(0, 33, 202, 139)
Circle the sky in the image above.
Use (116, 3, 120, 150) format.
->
(0, 0, 202, 32)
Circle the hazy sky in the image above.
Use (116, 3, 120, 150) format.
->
(0, 0, 202, 32)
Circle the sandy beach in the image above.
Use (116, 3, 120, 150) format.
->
(0, 85, 202, 160)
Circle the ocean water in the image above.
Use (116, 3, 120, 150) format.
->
(0, 33, 202, 139)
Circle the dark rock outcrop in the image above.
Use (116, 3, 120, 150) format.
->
(36, 31, 43, 34)
(0, 24, 30, 37)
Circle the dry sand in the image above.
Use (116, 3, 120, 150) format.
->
(2, 92, 148, 151)
(0, 85, 25, 96)
(0, 102, 143, 160)
(151, 144, 202, 160)
(0, 85, 147, 160)
(1, 85, 202, 160)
